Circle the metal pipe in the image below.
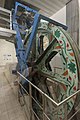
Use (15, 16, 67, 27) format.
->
(58, 90, 80, 106)
(17, 71, 44, 94)
(17, 71, 80, 107)
(18, 82, 29, 95)
(19, 80, 50, 119)
(43, 94, 45, 120)
(17, 71, 58, 106)
(31, 109, 40, 120)
(29, 83, 32, 120)
(43, 112, 51, 120)
(68, 108, 80, 120)
(19, 79, 43, 110)
(32, 96, 43, 110)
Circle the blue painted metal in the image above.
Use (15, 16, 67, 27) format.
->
(13, 2, 68, 73)
(14, 2, 37, 16)
(25, 13, 40, 60)
(12, 3, 26, 73)
(13, 2, 39, 73)
(13, 22, 26, 72)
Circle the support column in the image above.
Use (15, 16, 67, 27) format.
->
(66, 0, 79, 45)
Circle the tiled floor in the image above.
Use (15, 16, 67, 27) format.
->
(0, 70, 27, 120)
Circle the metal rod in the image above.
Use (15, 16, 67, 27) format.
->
(17, 72, 58, 106)
(19, 81, 43, 110)
(58, 90, 80, 106)
(43, 113, 51, 120)
(19, 81, 50, 119)
(18, 82, 29, 95)
(17, 71, 80, 107)
(19, 82, 44, 110)
(47, 78, 58, 85)
(42, 94, 45, 120)
(17, 71, 58, 106)
(68, 108, 80, 120)
(31, 109, 40, 120)
(29, 83, 32, 120)
(32, 96, 43, 110)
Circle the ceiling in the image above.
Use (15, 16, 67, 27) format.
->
(22, 0, 70, 17)
(0, 0, 71, 17)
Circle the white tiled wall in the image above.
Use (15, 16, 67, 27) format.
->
(0, 39, 17, 66)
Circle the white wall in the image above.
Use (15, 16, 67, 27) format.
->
(0, 39, 17, 66)
(50, 6, 66, 25)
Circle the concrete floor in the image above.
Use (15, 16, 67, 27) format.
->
(0, 67, 27, 120)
